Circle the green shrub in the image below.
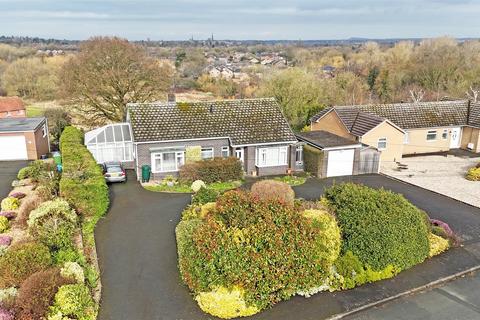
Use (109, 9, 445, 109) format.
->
(59, 126, 109, 218)
(192, 187, 219, 205)
(177, 190, 341, 313)
(0, 242, 52, 287)
(49, 284, 96, 320)
(0, 217, 9, 233)
(179, 157, 243, 183)
(324, 183, 430, 271)
(52, 247, 84, 265)
(14, 268, 70, 320)
(251, 179, 295, 206)
(1, 197, 19, 211)
(466, 166, 480, 181)
(17, 160, 48, 181)
(60, 262, 85, 284)
(28, 199, 77, 250)
(17, 166, 33, 180)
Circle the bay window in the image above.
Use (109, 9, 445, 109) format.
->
(256, 146, 288, 167)
(151, 150, 185, 173)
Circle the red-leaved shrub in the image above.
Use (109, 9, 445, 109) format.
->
(179, 157, 243, 183)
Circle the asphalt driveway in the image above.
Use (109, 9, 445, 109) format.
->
(96, 173, 480, 320)
(0, 161, 29, 197)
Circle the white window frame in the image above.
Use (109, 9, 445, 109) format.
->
(42, 123, 47, 138)
(256, 146, 288, 167)
(295, 145, 303, 164)
(151, 151, 185, 173)
(377, 137, 387, 150)
(201, 147, 214, 160)
(221, 146, 230, 158)
(442, 129, 448, 140)
(404, 132, 409, 144)
(426, 130, 437, 141)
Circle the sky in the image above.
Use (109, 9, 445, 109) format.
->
(0, 0, 479, 40)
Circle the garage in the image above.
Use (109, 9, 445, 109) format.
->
(326, 148, 355, 177)
(0, 135, 28, 160)
(0, 117, 50, 161)
(296, 130, 381, 178)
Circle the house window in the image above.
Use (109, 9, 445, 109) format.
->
(295, 145, 303, 164)
(42, 123, 47, 138)
(377, 138, 387, 150)
(256, 146, 288, 167)
(426, 130, 437, 141)
(201, 147, 214, 159)
(221, 146, 229, 158)
(442, 129, 448, 140)
(404, 132, 409, 144)
(151, 151, 185, 173)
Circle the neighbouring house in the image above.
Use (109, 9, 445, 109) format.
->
(0, 97, 26, 118)
(0, 117, 50, 160)
(296, 130, 380, 177)
(125, 98, 303, 180)
(310, 100, 480, 163)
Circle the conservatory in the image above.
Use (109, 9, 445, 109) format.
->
(85, 123, 134, 164)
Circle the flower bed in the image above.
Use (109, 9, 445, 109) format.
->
(273, 174, 307, 186)
(176, 181, 453, 318)
(0, 126, 108, 320)
(143, 176, 243, 194)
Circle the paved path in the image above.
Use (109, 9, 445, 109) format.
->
(0, 161, 29, 197)
(96, 174, 480, 320)
(346, 271, 480, 320)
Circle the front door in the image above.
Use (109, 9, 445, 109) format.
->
(449, 128, 461, 149)
(235, 147, 244, 163)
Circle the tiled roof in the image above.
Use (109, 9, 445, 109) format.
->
(469, 102, 480, 127)
(128, 98, 297, 145)
(312, 100, 479, 132)
(0, 97, 25, 112)
(296, 130, 360, 149)
(0, 117, 45, 132)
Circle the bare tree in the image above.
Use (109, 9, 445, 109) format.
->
(59, 37, 173, 126)
(409, 89, 425, 103)
(466, 86, 479, 102)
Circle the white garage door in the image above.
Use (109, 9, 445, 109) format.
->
(327, 149, 355, 177)
(0, 135, 28, 160)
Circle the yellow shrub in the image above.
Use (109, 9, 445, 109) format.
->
(429, 233, 449, 257)
(195, 286, 259, 319)
(466, 167, 480, 181)
(200, 202, 216, 218)
(302, 209, 341, 264)
(1, 197, 19, 211)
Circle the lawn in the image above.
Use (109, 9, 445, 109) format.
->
(26, 105, 45, 117)
(143, 180, 243, 193)
(273, 175, 307, 186)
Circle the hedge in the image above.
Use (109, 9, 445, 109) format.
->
(324, 183, 430, 271)
(59, 126, 109, 218)
(179, 157, 243, 184)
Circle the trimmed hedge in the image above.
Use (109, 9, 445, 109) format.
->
(176, 190, 341, 313)
(179, 157, 243, 184)
(59, 126, 109, 218)
(251, 180, 295, 206)
(324, 183, 430, 271)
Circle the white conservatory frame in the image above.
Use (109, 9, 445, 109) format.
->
(85, 123, 134, 164)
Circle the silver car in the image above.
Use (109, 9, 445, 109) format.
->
(103, 162, 126, 183)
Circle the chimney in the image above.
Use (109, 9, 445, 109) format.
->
(168, 93, 176, 103)
(467, 99, 471, 124)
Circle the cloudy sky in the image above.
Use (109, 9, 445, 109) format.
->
(0, 0, 479, 40)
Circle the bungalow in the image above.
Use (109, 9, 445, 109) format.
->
(0, 117, 50, 160)
(122, 98, 303, 180)
(310, 100, 480, 163)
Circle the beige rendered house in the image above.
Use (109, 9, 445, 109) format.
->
(310, 100, 480, 163)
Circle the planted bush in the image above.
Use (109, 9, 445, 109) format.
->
(0, 218, 8, 233)
(324, 183, 430, 271)
(49, 284, 96, 320)
(179, 157, 243, 183)
(0, 287, 17, 309)
(466, 166, 480, 181)
(176, 190, 341, 316)
(28, 199, 77, 250)
(251, 179, 295, 206)
(0, 198, 19, 212)
(0, 242, 52, 287)
(60, 262, 85, 284)
(17, 160, 48, 182)
(9, 192, 25, 200)
(0, 212, 16, 220)
(14, 268, 70, 320)
(191, 187, 219, 205)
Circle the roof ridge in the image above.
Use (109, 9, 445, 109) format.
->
(128, 97, 276, 108)
(332, 99, 469, 109)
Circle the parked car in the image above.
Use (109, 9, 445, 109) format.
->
(102, 162, 126, 183)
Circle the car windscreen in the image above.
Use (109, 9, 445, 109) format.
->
(106, 166, 123, 173)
